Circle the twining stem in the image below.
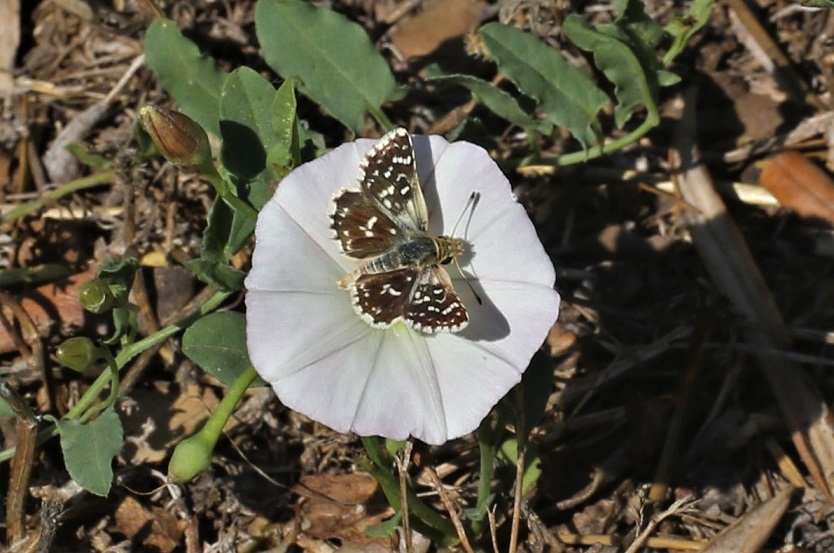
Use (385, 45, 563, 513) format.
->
(555, 117, 657, 167)
(1, 170, 114, 223)
(201, 163, 259, 221)
(0, 290, 233, 463)
(78, 348, 120, 424)
(368, 105, 395, 133)
(360, 437, 457, 540)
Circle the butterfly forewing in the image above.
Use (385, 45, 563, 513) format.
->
(331, 190, 401, 258)
(330, 127, 470, 333)
(359, 128, 429, 232)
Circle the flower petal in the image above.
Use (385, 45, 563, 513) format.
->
(427, 140, 555, 286)
(246, 197, 371, 379)
(274, 328, 451, 444)
(268, 139, 378, 270)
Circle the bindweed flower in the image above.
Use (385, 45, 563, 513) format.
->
(245, 130, 560, 445)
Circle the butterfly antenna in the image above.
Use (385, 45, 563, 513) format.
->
(450, 191, 479, 237)
(451, 191, 482, 305)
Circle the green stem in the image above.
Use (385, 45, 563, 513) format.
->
(1, 171, 114, 223)
(203, 366, 257, 439)
(368, 105, 395, 133)
(470, 419, 498, 535)
(78, 348, 120, 424)
(0, 289, 232, 463)
(201, 164, 258, 221)
(531, 117, 657, 168)
(168, 366, 258, 483)
(360, 437, 457, 543)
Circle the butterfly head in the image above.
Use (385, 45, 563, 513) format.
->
(435, 236, 465, 265)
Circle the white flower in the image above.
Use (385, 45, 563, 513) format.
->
(245, 131, 560, 445)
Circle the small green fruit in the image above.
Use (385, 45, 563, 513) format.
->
(56, 337, 99, 373)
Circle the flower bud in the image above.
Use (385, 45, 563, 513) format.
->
(138, 105, 212, 168)
(168, 431, 215, 484)
(79, 280, 115, 314)
(56, 337, 99, 373)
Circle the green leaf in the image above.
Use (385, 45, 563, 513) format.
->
(663, 0, 714, 65)
(428, 74, 552, 134)
(215, 67, 278, 254)
(267, 78, 301, 176)
(365, 512, 402, 538)
(498, 440, 542, 496)
(220, 67, 280, 182)
(144, 18, 227, 137)
(255, 0, 398, 132)
(564, 15, 660, 129)
(480, 22, 608, 148)
(55, 407, 123, 497)
(614, 0, 664, 48)
(182, 311, 265, 387)
(0, 397, 14, 417)
(187, 258, 246, 292)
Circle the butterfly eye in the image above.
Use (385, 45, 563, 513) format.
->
(441, 257, 452, 265)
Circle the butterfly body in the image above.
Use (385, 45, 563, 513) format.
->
(329, 128, 470, 333)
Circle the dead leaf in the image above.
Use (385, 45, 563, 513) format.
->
(121, 383, 223, 464)
(114, 496, 186, 553)
(700, 486, 794, 553)
(545, 322, 576, 357)
(759, 151, 834, 224)
(0, 268, 95, 355)
(294, 473, 392, 545)
(0, 0, 20, 96)
(390, 0, 485, 59)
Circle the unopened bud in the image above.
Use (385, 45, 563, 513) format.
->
(138, 105, 211, 168)
(168, 431, 215, 483)
(79, 280, 115, 314)
(56, 337, 99, 373)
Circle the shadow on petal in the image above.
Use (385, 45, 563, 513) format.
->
(455, 275, 511, 342)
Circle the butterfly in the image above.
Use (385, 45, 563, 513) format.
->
(329, 128, 470, 333)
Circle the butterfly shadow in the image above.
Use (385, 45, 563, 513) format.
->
(454, 256, 511, 342)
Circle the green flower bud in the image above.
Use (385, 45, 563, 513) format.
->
(56, 337, 99, 373)
(168, 431, 215, 484)
(137, 105, 212, 169)
(79, 280, 115, 314)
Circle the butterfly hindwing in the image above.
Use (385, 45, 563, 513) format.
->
(404, 266, 469, 333)
(351, 269, 419, 327)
